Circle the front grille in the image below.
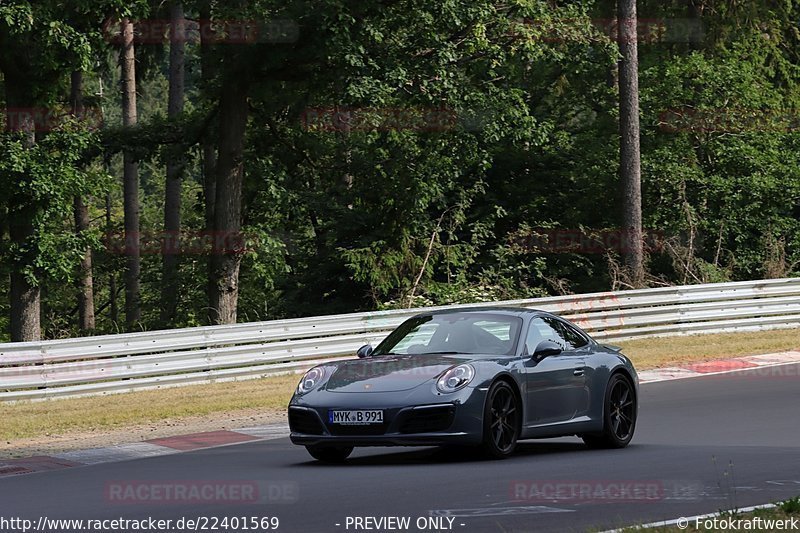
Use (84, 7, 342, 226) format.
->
(398, 406, 455, 434)
(289, 408, 325, 435)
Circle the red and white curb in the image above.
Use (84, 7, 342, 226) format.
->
(637, 349, 800, 383)
(0, 424, 289, 478)
(1, 349, 799, 478)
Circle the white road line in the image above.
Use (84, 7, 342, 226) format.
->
(638, 367, 703, 383)
(235, 424, 290, 439)
(52, 442, 178, 465)
(600, 502, 779, 532)
(429, 505, 574, 517)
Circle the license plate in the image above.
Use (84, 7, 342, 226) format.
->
(329, 410, 384, 425)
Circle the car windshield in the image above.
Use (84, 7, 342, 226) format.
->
(372, 312, 523, 356)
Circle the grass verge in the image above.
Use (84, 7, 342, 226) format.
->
(0, 374, 298, 441)
(616, 328, 799, 369)
(0, 328, 797, 444)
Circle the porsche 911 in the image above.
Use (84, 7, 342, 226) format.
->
(288, 308, 638, 462)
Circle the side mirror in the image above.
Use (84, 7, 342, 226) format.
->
(356, 344, 374, 358)
(532, 340, 562, 361)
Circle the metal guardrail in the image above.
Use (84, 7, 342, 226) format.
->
(1, 277, 799, 401)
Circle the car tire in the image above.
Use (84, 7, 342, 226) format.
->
(582, 373, 636, 449)
(481, 380, 520, 459)
(305, 445, 354, 463)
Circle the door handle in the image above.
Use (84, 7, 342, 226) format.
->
(573, 368, 585, 376)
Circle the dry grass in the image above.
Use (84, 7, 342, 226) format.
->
(616, 328, 800, 370)
(0, 374, 299, 441)
(0, 328, 797, 445)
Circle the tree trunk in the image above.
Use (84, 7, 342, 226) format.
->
(70, 71, 96, 332)
(98, 76, 118, 329)
(617, 0, 645, 287)
(4, 78, 41, 341)
(73, 198, 95, 332)
(9, 211, 40, 341)
(120, 18, 141, 329)
(161, 3, 186, 326)
(106, 192, 119, 327)
(209, 69, 249, 324)
(200, 0, 218, 324)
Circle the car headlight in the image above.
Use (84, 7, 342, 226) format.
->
(296, 366, 328, 395)
(437, 364, 475, 393)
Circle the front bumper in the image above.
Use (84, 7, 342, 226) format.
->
(288, 387, 486, 447)
(289, 429, 474, 447)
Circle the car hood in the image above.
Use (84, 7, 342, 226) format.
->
(324, 354, 471, 393)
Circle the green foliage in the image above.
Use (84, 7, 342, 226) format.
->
(0, 126, 110, 285)
(641, 25, 800, 282)
(2, 0, 800, 337)
(781, 496, 800, 514)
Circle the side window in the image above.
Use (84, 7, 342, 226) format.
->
(558, 321, 589, 349)
(542, 317, 587, 351)
(525, 317, 590, 354)
(525, 317, 565, 354)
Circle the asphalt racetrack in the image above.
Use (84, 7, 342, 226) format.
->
(2, 364, 799, 533)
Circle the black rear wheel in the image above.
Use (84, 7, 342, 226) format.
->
(582, 373, 636, 449)
(481, 380, 520, 459)
(305, 445, 353, 463)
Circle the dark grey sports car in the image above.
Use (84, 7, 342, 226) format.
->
(289, 308, 638, 462)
